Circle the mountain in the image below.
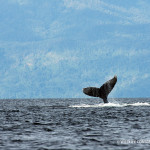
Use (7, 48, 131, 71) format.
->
(0, 0, 150, 98)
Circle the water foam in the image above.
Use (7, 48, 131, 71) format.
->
(70, 102, 150, 108)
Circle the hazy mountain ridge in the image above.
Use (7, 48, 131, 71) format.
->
(0, 0, 150, 98)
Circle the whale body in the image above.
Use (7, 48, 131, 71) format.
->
(83, 75, 117, 103)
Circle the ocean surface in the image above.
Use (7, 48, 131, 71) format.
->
(0, 98, 150, 150)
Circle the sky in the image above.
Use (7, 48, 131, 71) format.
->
(0, 0, 150, 98)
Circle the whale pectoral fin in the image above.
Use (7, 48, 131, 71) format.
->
(99, 75, 117, 101)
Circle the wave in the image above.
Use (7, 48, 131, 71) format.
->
(70, 102, 150, 108)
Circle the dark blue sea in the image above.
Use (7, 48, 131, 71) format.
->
(0, 98, 150, 150)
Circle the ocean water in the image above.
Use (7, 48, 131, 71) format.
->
(0, 98, 150, 150)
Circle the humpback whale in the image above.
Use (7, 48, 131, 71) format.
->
(83, 75, 117, 103)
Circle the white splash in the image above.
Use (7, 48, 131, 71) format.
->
(70, 102, 150, 108)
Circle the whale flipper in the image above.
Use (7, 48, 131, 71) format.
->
(83, 75, 117, 103)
